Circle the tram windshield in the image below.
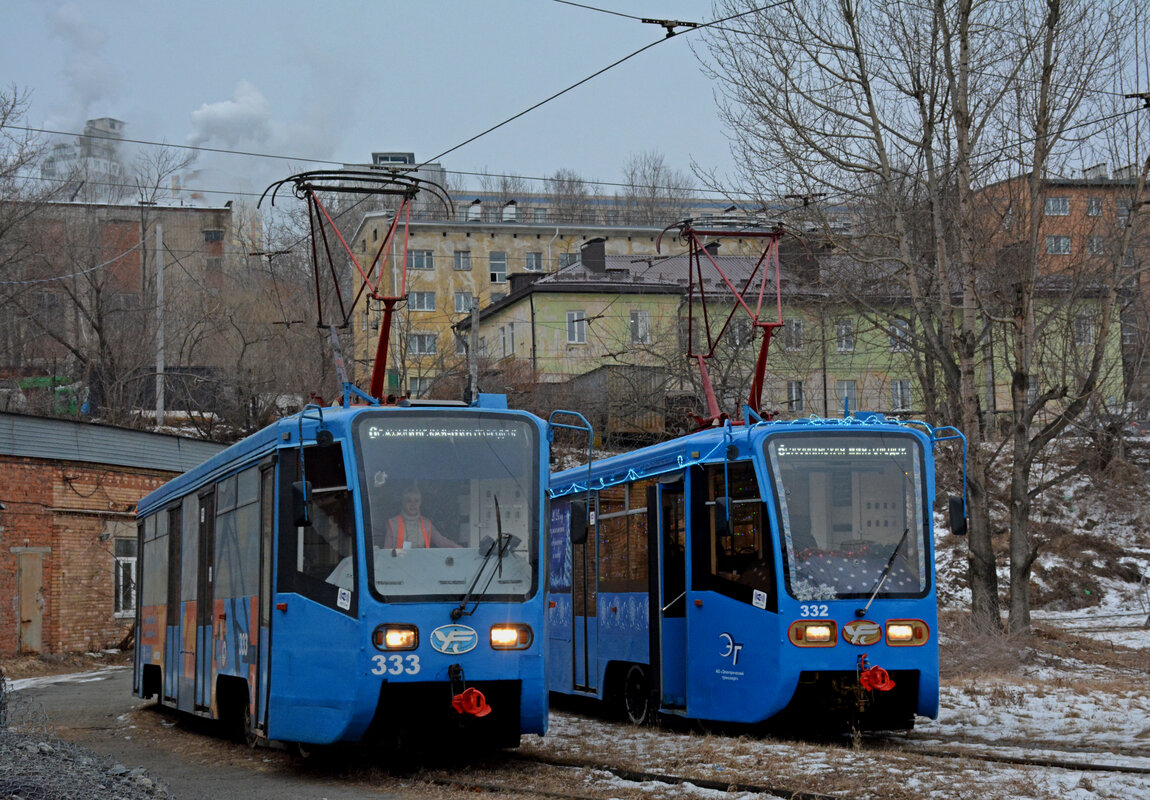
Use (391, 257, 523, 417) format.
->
(353, 411, 539, 602)
(765, 432, 928, 601)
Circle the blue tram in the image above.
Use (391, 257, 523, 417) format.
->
(134, 396, 550, 748)
(547, 413, 964, 731)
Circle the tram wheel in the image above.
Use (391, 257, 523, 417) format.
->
(622, 664, 651, 726)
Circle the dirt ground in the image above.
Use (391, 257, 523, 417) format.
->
(0, 648, 134, 680)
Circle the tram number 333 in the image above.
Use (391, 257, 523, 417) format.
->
(371, 654, 421, 675)
(799, 604, 830, 618)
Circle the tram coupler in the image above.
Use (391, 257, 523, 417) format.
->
(857, 653, 895, 692)
(448, 663, 491, 717)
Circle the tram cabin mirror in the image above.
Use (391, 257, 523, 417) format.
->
(569, 500, 589, 545)
(948, 496, 967, 537)
(714, 496, 732, 538)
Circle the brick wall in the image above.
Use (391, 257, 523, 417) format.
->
(1, 456, 174, 657)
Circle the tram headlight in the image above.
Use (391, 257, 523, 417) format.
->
(373, 624, 418, 651)
(490, 623, 533, 650)
(886, 619, 929, 646)
(787, 620, 837, 647)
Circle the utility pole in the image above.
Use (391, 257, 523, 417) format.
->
(155, 223, 165, 427)
(468, 298, 480, 403)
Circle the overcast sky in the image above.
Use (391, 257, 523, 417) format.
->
(2, 1, 739, 202)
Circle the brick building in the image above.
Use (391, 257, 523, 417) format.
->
(0, 413, 223, 656)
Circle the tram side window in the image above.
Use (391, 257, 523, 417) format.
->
(279, 442, 357, 614)
(692, 463, 775, 608)
(597, 480, 653, 593)
(215, 466, 261, 600)
(141, 513, 168, 608)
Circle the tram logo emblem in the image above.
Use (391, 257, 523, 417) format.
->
(430, 624, 479, 655)
(843, 620, 883, 646)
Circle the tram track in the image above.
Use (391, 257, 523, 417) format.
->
(878, 734, 1150, 776)
(429, 751, 844, 800)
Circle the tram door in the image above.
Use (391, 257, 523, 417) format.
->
(163, 506, 182, 703)
(194, 490, 215, 711)
(652, 480, 687, 710)
(254, 465, 275, 736)
(571, 513, 597, 692)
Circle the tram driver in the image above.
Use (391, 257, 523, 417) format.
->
(374, 485, 460, 549)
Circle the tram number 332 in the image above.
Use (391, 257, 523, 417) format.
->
(799, 604, 830, 618)
(371, 654, 421, 675)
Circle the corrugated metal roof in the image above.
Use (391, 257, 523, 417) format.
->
(0, 412, 226, 473)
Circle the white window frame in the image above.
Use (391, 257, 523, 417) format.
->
(525, 252, 544, 272)
(835, 317, 855, 353)
(566, 310, 587, 344)
(787, 380, 804, 412)
(1044, 196, 1070, 216)
(489, 251, 508, 283)
(836, 379, 858, 411)
(1087, 236, 1105, 255)
(407, 250, 434, 270)
(408, 291, 435, 311)
(1086, 197, 1103, 217)
(454, 250, 472, 271)
(408, 332, 437, 355)
(454, 292, 473, 313)
(891, 379, 912, 411)
(784, 318, 804, 350)
(113, 537, 137, 618)
(501, 323, 515, 357)
(1045, 235, 1071, 255)
(408, 376, 431, 397)
(889, 319, 910, 352)
(1074, 313, 1095, 347)
(630, 309, 651, 344)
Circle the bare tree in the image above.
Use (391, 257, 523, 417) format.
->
(619, 151, 696, 225)
(702, 0, 1139, 631)
(547, 168, 595, 224)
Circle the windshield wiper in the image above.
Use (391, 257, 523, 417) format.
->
(451, 495, 517, 620)
(855, 527, 910, 618)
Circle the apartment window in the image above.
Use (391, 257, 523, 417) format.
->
(407, 250, 434, 270)
(454, 292, 473, 313)
(408, 333, 437, 355)
(203, 229, 224, 243)
(533, 208, 548, 223)
(1088, 236, 1106, 255)
(787, 380, 805, 412)
(784, 318, 804, 350)
(566, 310, 587, 344)
(559, 253, 579, 269)
(1123, 321, 1139, 347)
(889, 319, 910, 352)
(1118, 199, 1132, 224)
(501, 324, 515, 357)
(1073, 313, 1095, 347)
(731, 318, 752, 347)
(206, 257, 223, 272)
(114, 536, 137, 617)
(630, 309, 651, 344)
(891, 379, 912, 411)
(490, 251, 507, 283)
(454, 250, 472, 271)
(1045, 235, 1071, 255)
(1044, 196, 1069, 216)
(1086, 197, 1103, 217)
(409, 291, 435, 311)
(525, 252, 544, 272)
(835, 317, 855, 353)
(835, 380, 858, 411)
(409, 377, 431, 397)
